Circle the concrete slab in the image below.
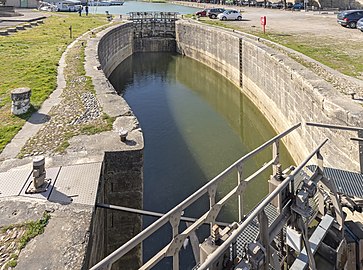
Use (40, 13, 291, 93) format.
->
(48, 162, 102, 205)
(0, 168, 31, 198)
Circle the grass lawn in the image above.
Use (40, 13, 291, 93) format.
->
(0, 13, 109, 153)
(201, 18, 363, 78)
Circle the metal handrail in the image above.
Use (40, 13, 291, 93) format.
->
(306, 122, 363, 132)
(90, 123, 301, 270)
(198, 138, 329, 270)
(306, 122, 363, 173)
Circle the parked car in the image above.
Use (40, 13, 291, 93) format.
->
(337, 10, 363, 28)
(292, 2, 304, 10)
(217, 9, 242, 20)
(207, 8, 225, 19)
(286, 2, 293, 8)
(195, 8, 209, 17)
(357, 17, 363, 31)
(271, 1, 283, 8)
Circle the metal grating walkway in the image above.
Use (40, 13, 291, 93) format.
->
(307, 166, 363, 199)
(236, 203, 279, 258)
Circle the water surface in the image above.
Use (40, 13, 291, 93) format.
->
(89, 0, 198, 14)
(109, 52, 293, 269)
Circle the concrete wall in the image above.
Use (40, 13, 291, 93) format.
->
(98, 23, 134, 78)
(176, 20, 363, 172)
(91, 21, 174, 270)
(91, 19, 363, 269)
(176, 22, 240, 85)
(89, 23, 145, 270)
(98, 23, 176, 77)
(102, 151, 143, 268)
(134, 38, 176, 52)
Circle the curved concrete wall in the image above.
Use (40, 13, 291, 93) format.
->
(86, 23, 143, 270)
(98, 22, 134, 78)
(176, 20, 363, 172)
(95, 20, 363, 177)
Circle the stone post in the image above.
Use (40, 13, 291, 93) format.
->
(11, 87, 31, 115)
(33, 156, 46, 189)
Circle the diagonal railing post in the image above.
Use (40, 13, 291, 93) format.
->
(208, 184, 217, 235)
(170, 211, 182, 270)
(258, 209, 270, 270)
(237, 163, 244, 222)
(272, 139, 280, 176)
(358, 130, 363, 174)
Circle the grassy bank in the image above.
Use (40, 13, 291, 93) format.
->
(201, 18, 363, 78)
(0, 13, 108, 153)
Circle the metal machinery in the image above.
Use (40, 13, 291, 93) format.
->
(91, 123, 363, 270)
(127, 12, 178, 38)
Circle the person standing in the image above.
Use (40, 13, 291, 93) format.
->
(85, 5, 89, 16)
(78, 5, 82, 16)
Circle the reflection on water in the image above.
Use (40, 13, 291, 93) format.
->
(108, 52, 293, 269)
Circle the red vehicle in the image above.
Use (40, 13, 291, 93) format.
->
(195, 8, 209, 17)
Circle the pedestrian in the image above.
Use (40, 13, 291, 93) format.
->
(85, 5, 89, 16)
(78, 6, 82, 16)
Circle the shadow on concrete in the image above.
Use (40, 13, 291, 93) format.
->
(48, 186, 73, 205)
(27, 112, 51, 125)
(124, 139, 137, 146)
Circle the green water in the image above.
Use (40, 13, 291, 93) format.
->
(108, 52, 293, 269)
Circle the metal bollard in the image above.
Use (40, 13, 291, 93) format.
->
(119, 129, 128, 142)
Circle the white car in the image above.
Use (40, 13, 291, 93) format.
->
(217, 10, 242, 21)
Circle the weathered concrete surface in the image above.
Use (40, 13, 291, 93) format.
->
(85, 22, 144, 270)
(176, 20, 363, 172)
(0, 197, 93, 270)
(134, 38, 176, 52)
(96, 23, 134, 79)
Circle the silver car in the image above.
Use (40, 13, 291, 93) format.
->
(358, 18, 363, 32)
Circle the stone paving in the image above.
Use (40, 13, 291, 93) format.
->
(18, 36, 112, 158)
(0, 226, 25, 269)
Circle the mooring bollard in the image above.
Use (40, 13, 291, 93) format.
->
(33, 156, 46, 189)
(119, 129, 128, 142)
(11, 87, 31, 115)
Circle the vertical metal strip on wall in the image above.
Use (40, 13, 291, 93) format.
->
(239, 38, 243, 88)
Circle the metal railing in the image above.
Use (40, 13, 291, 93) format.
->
(90, 123, 301, 270)
(306, 122, 363, 173)
(198, 138, 329, 270)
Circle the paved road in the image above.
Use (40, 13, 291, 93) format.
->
(234, 7, 362, 39)
(178, 2, 363, 41)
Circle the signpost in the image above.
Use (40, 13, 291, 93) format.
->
(260, 16, 266, 34)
